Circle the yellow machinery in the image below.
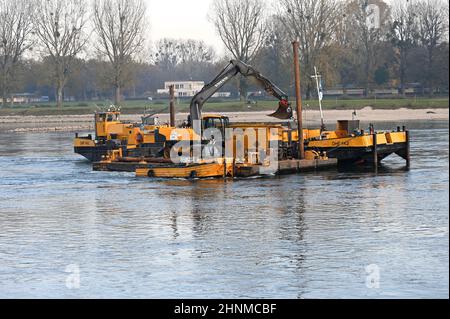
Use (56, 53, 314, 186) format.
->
(87, 109, 409, 175)
(82, 59, 410, 177)
(74, 107, 173, 162)
(74, 109, 141, 162)
(79, 60, 295, 165)
(93, 111, 410, 174)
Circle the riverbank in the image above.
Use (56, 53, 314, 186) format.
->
(0, 107, 448, 133)
(0, 97, 448, 117)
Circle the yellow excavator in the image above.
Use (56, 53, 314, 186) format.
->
(75, 60, 293, 162)
(81, 60, 295, 165)
(142, 59, 409, 168)
(145, 60, 295, 158)
(78, 59, 409, 172)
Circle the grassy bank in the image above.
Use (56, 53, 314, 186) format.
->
(0, 97, 448, 116)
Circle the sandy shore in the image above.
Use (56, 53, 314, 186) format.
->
(0, 107, 447, 133)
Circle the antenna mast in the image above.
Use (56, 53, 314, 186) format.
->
(311, 66, 325, 131)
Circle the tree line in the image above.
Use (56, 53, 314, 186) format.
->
(0, 0, 449, 108)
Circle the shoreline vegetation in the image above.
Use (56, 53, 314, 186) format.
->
(0, 97, 448, 117)
(0, 102, 448, 133)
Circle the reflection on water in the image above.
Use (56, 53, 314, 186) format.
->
(0, 121, 448, 298)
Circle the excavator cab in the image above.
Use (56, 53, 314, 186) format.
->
(202, 115, 230, 131)
(201, 115, 230, 141)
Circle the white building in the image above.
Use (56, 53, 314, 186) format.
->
(157, 81, 205, 98)
(157, 81, 231, 98)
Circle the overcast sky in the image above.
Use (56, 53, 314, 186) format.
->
(147, 0, 225, 54)
(146, 0, 396, 56)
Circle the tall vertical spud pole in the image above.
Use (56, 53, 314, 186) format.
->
(293, 40, 305, 159)
(169, 85, 175, 127)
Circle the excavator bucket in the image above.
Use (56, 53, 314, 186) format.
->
(269, 100, 293, 120)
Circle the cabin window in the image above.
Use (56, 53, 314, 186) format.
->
(105, 113, 119, 122)
(203, 118, 226, 130)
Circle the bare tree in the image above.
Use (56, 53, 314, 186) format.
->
(343, 0, 391, 96)
(278, 0, 343, 99)
(390, 1, 419, 96)
(210, 0, 267, 100)
(93, 0, 147, 105)
(33, 0, 89, 108)
(178, 39, 215, 65)
(0, 0, 34, 107)
(254, 16, 292, 91)
(152, 38, 215, 72)
(417, 0, 449, 96)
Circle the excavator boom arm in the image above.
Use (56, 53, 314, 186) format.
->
(189, 60, 292, 122)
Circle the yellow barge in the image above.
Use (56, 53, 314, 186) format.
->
(305, 121, 410, 166)
(134, 157, 338, 179)
(136, 161, 233, 179)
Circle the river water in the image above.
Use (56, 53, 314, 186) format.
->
(0, 121, 448, 299)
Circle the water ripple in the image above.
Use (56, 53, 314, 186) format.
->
(0, 122, 448, 298)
